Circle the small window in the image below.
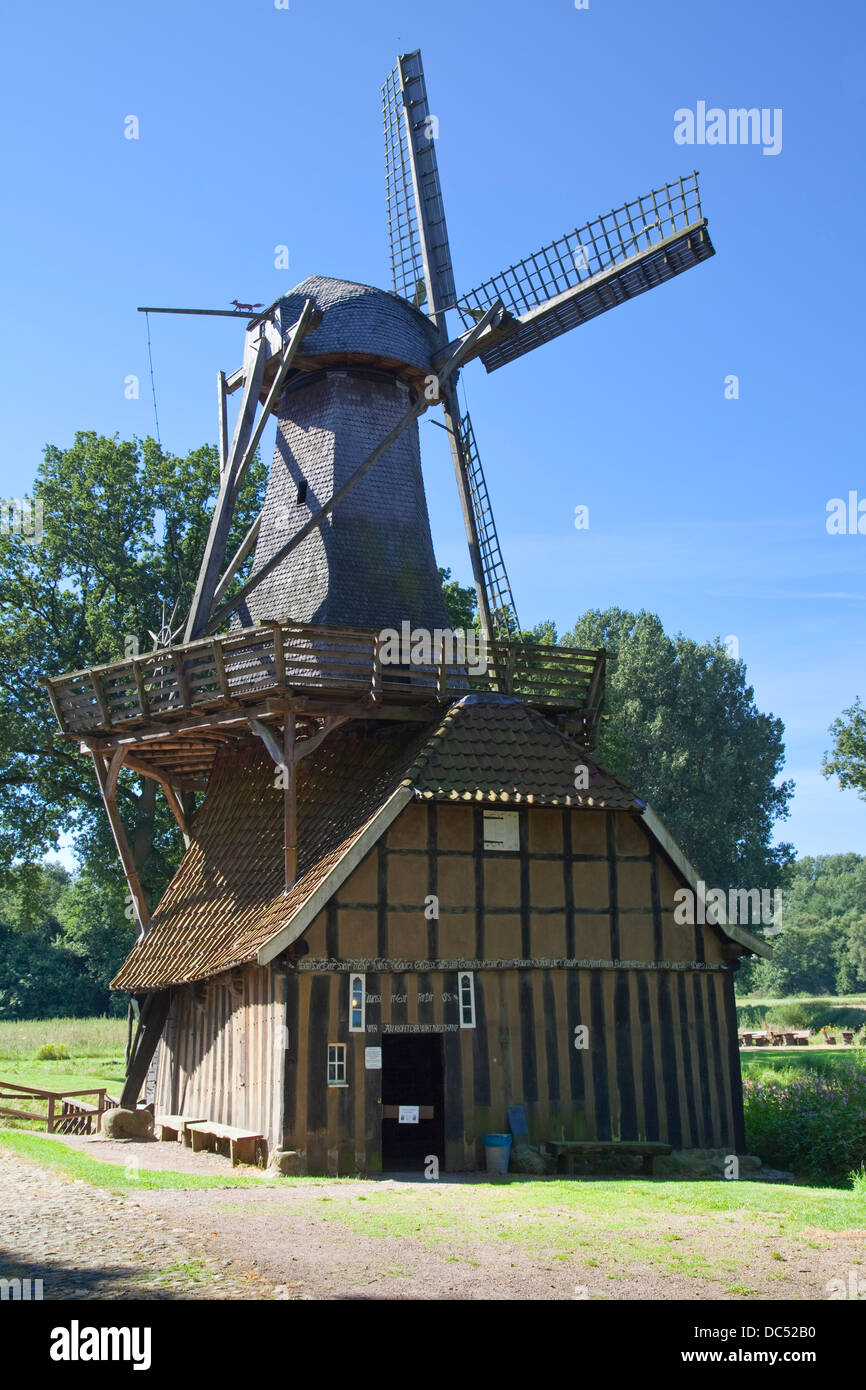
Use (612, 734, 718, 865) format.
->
(458, 971, 475, 1029)
(349, 973, 365, 1033)
(327, 1043, 347, 1085)
(483, 809, 519, 851)
(296, 479, 308, 505)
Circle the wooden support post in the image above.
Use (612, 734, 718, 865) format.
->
(249, 717, 284, 769)
(161, 782, 192, 845)
(46, 1095, 55, 1134)
(185, 301, 315, 642)
(38, 676, 66, 733)
(292, 714, 348, 763)
(172, 651, 192, 711)
(211, 509, 263, 607)
(283, 713, 296, 892)
(88, 668, 112, 726)
(266, 621, 286, 685)
(131, 660, 150, 718)
(120, 990, 171, 1109)
(105, 746, 126, 799)
(217, 369, 228, 471)
(90, 751, 151, 936)
(211, 639, 230, 698)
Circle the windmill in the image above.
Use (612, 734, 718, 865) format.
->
(41, 49, 718, 1125)
(174, 50, 712, 650)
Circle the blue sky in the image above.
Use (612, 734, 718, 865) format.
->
(2, 0, 864, 860)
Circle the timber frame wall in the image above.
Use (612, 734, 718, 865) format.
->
(154, 802, 745, 1172)
(154, 965, 285, 1151)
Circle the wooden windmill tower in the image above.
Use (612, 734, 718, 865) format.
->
(42, 52, 761, 1173)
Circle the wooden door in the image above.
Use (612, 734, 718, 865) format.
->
(381, 1034, 445, 1173)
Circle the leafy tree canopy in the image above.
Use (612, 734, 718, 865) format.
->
(738, 854, 866, 996)
(823, 697, 866, 799)
(0, 431, 266, 904)
(438, 568, 477, 630)
(560, 607, 795, 890)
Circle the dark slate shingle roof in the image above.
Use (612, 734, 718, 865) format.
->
(277, 275, 437, 370)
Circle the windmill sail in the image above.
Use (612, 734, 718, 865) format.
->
(383, 51, 456, 323)
(456, 172, 714, 371)
(456, 411, 521, 640)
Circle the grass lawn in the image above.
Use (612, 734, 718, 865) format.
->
(292, 1173, 866, 1242)
(738, 994, 866, 1009)
(0, 1129, 275, 1190)
(3, 1126, 863, 1263)
(741, 1047, 866, 1079)
(736, 994, 866, 1040)
(0, 1016, 126, 1059)
(0, 1016, 127, 1127)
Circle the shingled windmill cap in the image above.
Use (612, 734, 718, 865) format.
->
(275, 275, 438, 377)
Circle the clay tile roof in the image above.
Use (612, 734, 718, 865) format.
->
(402, 695, 639, 810)
(111, 697, 638, 991)
(111, 721, 428, 992)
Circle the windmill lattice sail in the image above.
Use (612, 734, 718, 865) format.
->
(457, 412, 520, 640)
(456, 172, 714, 371)
(383, 51, 456, 317)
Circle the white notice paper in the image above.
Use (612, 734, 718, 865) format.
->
(398, 1105, 419, 1125)
(365, 1047, 382, 1070)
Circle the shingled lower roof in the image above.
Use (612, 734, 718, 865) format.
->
(403, 694, 638, 808)
(111, 696, 639, 991)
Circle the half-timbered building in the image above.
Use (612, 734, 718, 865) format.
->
(40, 54, 762, 1175)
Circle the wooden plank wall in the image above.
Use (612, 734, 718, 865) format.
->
(280, 803, 745, 1173)
(154, 964, 285, 1153)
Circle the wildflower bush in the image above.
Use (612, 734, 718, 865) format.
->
(744, 1057, 866, 1181)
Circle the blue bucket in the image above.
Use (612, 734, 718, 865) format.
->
(483, 1133, 512, 1174)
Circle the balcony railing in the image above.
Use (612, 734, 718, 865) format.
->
(42, 621, 607, 742)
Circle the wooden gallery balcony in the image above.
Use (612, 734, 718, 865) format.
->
(41, 622, 607, 788)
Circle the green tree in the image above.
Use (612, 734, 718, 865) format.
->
(0, 862, 115, 1018)
(562, 607, 794, 890)
(0, 431, 266, 905)
(823, 697, 866, 798)
(438, 568, 477, 630)
(740, 854, 866, 996)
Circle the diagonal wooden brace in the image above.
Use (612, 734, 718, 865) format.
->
(90, 751, 151, 937)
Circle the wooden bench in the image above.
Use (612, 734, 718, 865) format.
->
(185, 1120, 264, 1167)
(155, 1114, 205, 1144)
(546, 1140, 673, 1176)
(793, 1031, 811, 1047)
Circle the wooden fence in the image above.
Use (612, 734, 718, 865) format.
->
(0, 1081, 116, 1134)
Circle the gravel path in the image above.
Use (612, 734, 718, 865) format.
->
(0, 1145, 278, 1300)
(2, 1134, 863, 1301)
